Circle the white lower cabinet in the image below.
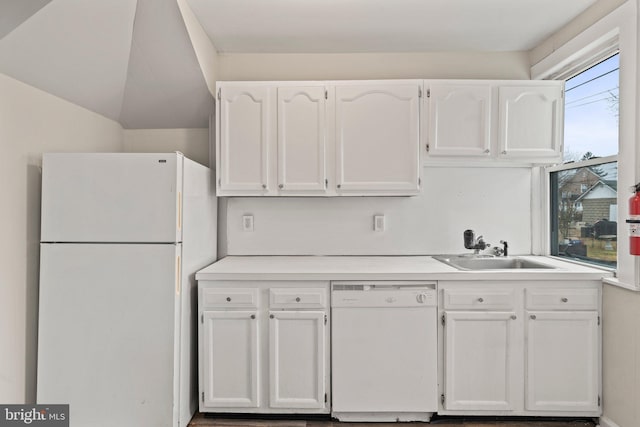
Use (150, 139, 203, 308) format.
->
(439, 281, 601, 417)
(443, 311, 518, 411)
(525, 311, 599, 412)
(198, 282, 329, 414)
(269, 311, 326, 409)
(201, 310, 259, 408)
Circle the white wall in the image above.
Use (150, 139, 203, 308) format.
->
(217, 51, 531, 81)
(0, 73, 123, 403)
(602, 285, 640, 427)
(225, 166, 532, 256)
(123, 128, 210, 167)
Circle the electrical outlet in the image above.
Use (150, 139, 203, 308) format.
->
(374, 215, 385, 232)
(242, 215, 254, 232)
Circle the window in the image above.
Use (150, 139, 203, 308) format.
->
(550, 53, 619, 268)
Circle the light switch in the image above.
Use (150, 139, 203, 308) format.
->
(242, 215, 254, 232)
(374, 215, 385, 232)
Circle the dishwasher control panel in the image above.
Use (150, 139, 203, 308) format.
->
(331, 282, 437, 308)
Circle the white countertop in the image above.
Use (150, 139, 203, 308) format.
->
(196, 255, 612, 282)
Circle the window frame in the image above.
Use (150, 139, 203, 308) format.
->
(531, 1, 638, 289)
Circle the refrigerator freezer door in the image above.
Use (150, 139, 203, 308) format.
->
(41, 153, 182, 243)
(37, 243, 186, 427)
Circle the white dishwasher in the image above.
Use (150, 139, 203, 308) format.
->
(331, 282, 438, 422)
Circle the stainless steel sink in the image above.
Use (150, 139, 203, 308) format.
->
(433, 255, 556, 271)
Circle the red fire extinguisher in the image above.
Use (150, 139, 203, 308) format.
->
(627, 183, 640, 255)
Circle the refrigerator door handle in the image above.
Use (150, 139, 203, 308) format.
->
(176, 255, 181, 295)
(178, 191, 182, 231)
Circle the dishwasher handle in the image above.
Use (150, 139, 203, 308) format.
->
(332, 282, 436, 292)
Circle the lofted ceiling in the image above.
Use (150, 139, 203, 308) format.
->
(0, 0, 600, 129)
(0, 0, 212, 129)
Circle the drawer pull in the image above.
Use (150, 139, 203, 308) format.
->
(511, 315, 517, 320)
(561, 297, 568, 303)
(226, 297, 231, 302)
(250, 314, 255, 319)
(295, 297, 301, 302)
(270, 314, 274, 319)
(530, 314, 537, 320)
(477, 297, 484, 303)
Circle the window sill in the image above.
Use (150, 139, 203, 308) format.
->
(548, 255, 616, 273)
(602, 277, 640, 292)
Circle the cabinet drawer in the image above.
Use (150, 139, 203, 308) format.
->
(201, 288, 259, 309)
(442, 288, 515, 310)
(269, 288, 327, 309)
(526, 288, 598, 310)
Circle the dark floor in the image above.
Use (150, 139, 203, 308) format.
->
(189, 413, 597, 427)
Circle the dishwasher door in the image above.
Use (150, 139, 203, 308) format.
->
(331, 283, 438, 419)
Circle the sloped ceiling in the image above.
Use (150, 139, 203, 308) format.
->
(0, 0, 212, 129)
(0, 0, 51, 40)
(186, 0, 599, 53)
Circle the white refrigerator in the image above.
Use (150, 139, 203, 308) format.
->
(37, 153, 217, 427)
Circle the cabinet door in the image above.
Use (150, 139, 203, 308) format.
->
(202, 311, 259, 408)
(335, 84, 420, 195)
(526, 311, 599, 412)
(218, 86, 273, 194)
(428, 84, 492, 156)
(268, 311, 326, 409)
(443, 311, 518, 411)
(498, 85, 563, 159)
(277, 87, 327, 194)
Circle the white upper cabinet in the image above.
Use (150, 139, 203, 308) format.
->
(427, 83, 492, 157)
(217, 86, 274, 195)
(423, 80, 564, 164)
(216, 79, 564, 196)
(277, 87, 327, 194)
(216, 80, 421, 197)
(498, 84, 563, 160)
(334, 83, 421, 195)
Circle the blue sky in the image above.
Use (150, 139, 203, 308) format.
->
(563, 53, 619, 161)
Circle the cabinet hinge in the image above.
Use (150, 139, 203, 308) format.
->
(441, 314, 445, 326)
(325, 90, 328, 100)
(324, 393, 327, 403)
(427, 89, 431, 98)
(218, 178, 221, 186)
(201, 314, 204, 324)
(324, 314, 327, 325)
(325, 178, 328, 189)
(598, 316, 601, 325)
(217, 88, 221, 100)
(418, 87, 422, 98)
(441, 394, 445, 404)
(598, 395, 601, 406)
(426, 144, 430, 153)
(202, 391, 204, 402)
(418, 177, 421, 187)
